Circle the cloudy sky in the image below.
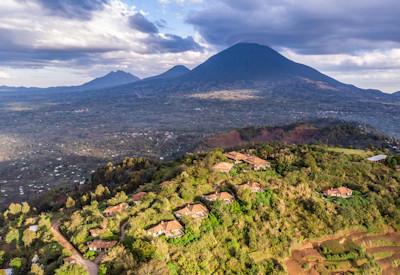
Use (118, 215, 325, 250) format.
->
(0, 0, 399, 92)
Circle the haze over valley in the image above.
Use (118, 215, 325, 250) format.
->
(1, 43, 400, 206)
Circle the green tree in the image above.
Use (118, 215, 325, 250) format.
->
(8, 203, 22, 216)
(107, 191, 128, 206)
(21, 202, 30, 214)
(95, 184, 109, 198)
(10, 257, 25, 269)
(255, 189, 275, 207)
(65, 196, 76, 209)
(129, 239, 156, 261)
(0, 250, 5, 265)
(81, 194, 89, 204)
(303, 152, 318, 173)
(388, 157, 398, 169)
(102, 245, 137, 273)
(54, 263, 88, 275)
(22, 228, 37, 247)
(30, 263, 44, 275)
(71, 228, 88, 246)
(5, 228, 20, 244)
(98, 264, 107, 275)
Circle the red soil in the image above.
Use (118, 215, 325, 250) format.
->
(285, 231, 400, 275)
(205, 124, 319, 149)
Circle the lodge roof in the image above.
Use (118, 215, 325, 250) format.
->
(323, 187, 353, 196)
(28, 225, 39, 232)
(175, 203, 208, 216)
(212, 162, 234, 173)
(103, 202, 128, 215)
(204, 191, 234, 202)
(132, 191, 147, 202)
(367, 154, 387, 162)
(225, 151, 249, 161)
(89, 228, 106, 236)
(87, 240, 117, 250)
(238, 182, 263, 192)
(225, 151, 270, 168)
(243, 155, 269, 167)
(147, 220, 183, 234)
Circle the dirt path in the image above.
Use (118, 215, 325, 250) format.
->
(120, 219, 129, 241)
(50, 220, 98, 275)
(285, 259, 307, 275)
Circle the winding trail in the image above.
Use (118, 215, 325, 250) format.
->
(50, 220, 98, 275)
(120, 219, 130, 241)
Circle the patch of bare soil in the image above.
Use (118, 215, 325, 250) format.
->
(286, 247, 322, 275)
(285, 230, 400, 275)
(205, 130, 245, 148)
(50, 221, 98, 275)
(204, 124, 319, 149)
(188, 89, 262, 101)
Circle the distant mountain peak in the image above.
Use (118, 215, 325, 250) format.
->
(164, 65, 190, 74)
(170, 65, 190, 71)
(143, 65, 190, 81)
(108, 70, 130, 75)
(183, 42, 339, 85)
(80, 70, 140, 90)
(229, 42, 277, 51)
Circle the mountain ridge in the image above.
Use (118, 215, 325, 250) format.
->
(180, 43, 342, 85)
(114, 43, 395, 100)
(142, 65, 190, 82)
(1, 43, 396, 98)
(201, 119, 397, 151)
(78, 70, 140, 91)
(0, 70, 140, 93)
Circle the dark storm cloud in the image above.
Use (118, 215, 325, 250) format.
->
(129, 13, 159, 34)
(128, 13, 202, 53)
(156, 19, 167, 29)
(0, 15, 201, 70)
(35, 0, 109, 20)
(0, 48, 118, 68)
(145, 34, 202, 53)
(187, 0, 400, 54)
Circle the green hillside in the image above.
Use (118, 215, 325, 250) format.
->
(1, 144, 400, 274)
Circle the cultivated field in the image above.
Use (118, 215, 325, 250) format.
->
(286, 230, 400, 274)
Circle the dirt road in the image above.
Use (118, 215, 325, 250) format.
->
(50, 220, 98, 275)
(120, 219, 130, 241)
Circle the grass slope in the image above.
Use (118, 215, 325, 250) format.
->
(1, 144, 400, 274)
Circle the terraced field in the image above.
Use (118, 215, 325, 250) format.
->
(357, 232, 400, 275)
(286, 231, 400, 274)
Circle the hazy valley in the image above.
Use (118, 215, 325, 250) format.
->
(1, 43, 400, 207)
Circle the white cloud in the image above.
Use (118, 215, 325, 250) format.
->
(283, 48, 400, 71)
(282, 48, 400, 92)
(0, 0, 212, 86)
(0, 70, 10, 79)
(0, 0, 140, 53)
(0, 66, 89, 87)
